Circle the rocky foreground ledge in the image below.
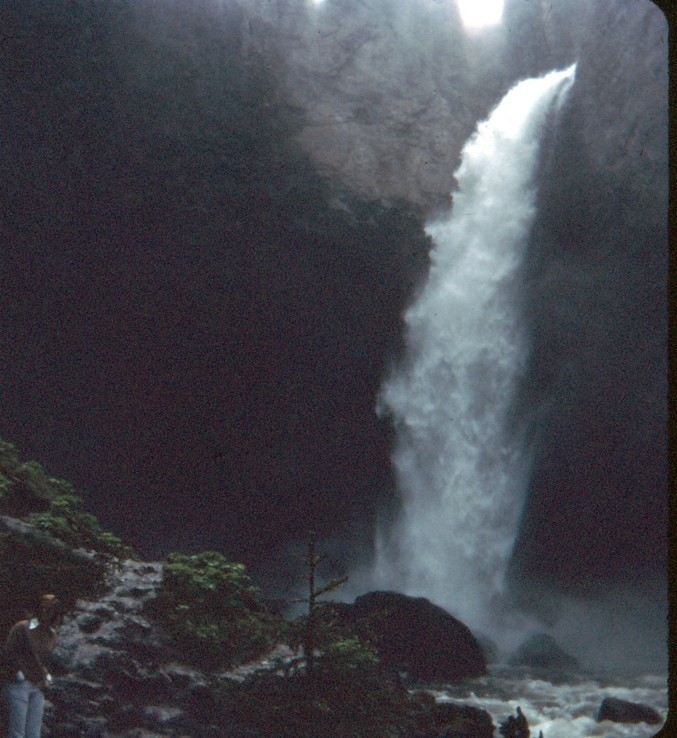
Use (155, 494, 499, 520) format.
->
(40, 558, 664, 738)
(46, 559, 309, 737)
(44, 559, 491, 737)
(46, 559, 205, 736)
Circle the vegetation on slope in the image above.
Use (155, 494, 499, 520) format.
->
(147, 550, 282, 669)
(217, 636, 411, 738)
(0, 439, 135, 635)
(0, 438, 474, 736)
(0, 440, 134, 559)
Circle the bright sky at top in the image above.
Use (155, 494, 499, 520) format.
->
(456, 0, 505, 29)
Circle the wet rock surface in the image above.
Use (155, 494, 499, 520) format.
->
(43, 560, 298, 737)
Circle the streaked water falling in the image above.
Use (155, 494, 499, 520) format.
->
(373, 65, 577, 644)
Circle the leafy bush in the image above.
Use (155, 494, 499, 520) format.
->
(27, 494, 135, 560)
(218, 637, 410, 737)
(0, 439, 135, 559)
(148, 551, 282, 668)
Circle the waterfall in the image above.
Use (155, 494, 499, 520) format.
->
(373, 65, 576, 643)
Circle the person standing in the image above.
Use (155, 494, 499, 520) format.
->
(1, 594, 61, 738)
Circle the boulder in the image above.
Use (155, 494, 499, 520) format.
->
(403, 700, 494, 738)
(435, 702, 494, 737)
(498, 706, 530, 738)
(508, 633, 579, 672)
(341, 591, 487, 682)
(597, 696, 662, 725)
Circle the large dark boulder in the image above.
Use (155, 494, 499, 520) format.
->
(343, 591, 487, 683)
(403, 699, 494, 738)
(508, 633, 579, 672)
(434, 702, 494, 737)
(597, 696, 662, 725)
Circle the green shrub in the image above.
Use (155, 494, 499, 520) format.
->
(148, 551, 282, 668)
(27, 494, 135, 560)
(218, 637, 410, 737)
(0, 438, 135, 559)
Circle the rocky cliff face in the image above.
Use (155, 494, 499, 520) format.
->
(223, 0, 667, 210)
(510, 0, 668, 605)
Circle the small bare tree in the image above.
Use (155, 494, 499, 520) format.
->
(297, 530, 348, 676)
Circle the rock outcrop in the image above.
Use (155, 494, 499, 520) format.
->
(46, 559, 189, 736)
(508, 633, 579, 672)
(336, 591, 487, 683)
(597, 696, 663, 725)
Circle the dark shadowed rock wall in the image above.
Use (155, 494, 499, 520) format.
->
(510, 0, 668, 599)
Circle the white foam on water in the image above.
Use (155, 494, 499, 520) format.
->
(429, 667, 667, 738)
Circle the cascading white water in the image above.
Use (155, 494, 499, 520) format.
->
(373, 65, 576, 642)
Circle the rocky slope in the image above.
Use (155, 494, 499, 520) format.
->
(11, 552, 664, 737)
(45, 558, 300, 737)
(42, 557, 491, 737)
(46, 559, 204, 736)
